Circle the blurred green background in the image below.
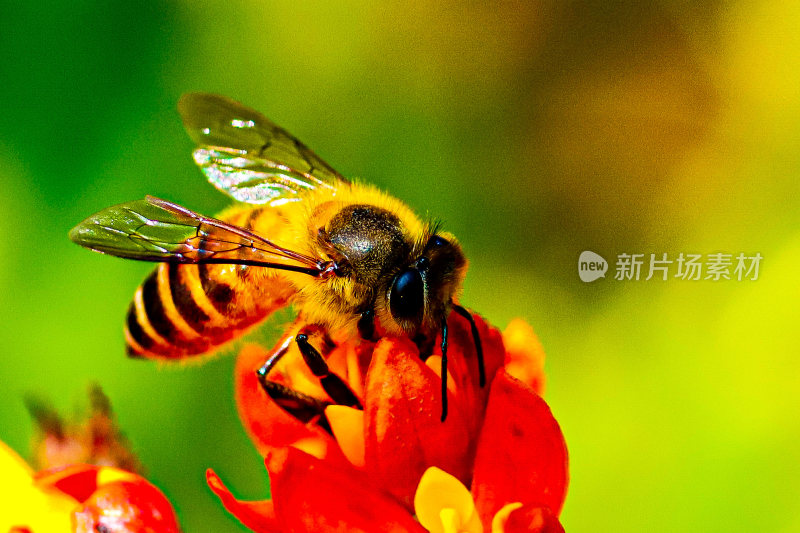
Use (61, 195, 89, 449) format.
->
(1, 1, 799, 531)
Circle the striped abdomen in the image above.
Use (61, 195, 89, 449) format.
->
(124, 207, 298, 359)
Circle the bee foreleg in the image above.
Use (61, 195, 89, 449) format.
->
(255, 332, 334, 430)
(257, 379, 332, 434)
(296, 334, 362, 409)
(451, 304, 486, 387)
(257, 334, 293, 379)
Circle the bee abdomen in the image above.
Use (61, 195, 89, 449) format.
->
(125, 264, 204, 358)
(124, 263, 263, 359)
(124, 204, 298, 360)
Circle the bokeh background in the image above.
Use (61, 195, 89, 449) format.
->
(1, 1, 799, 531)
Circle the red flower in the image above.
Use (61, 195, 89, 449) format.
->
(39, 464, 182, 533)
(213, 313, 568, 531)
(1, 386, 181, 532)
(0, 442, 181, 533)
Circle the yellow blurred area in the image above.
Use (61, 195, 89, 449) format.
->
(0, 1, 798, 531)
(0, 441, 75, 532)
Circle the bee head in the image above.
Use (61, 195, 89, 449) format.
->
(386, 233, 467, 337)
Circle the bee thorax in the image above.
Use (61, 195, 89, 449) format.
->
(326, 204, 412, 285)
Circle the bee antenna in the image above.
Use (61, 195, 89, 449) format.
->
(428, 219, 444, 236)
(440, 314, 449, 422)
(419, 219, 444, 249)
(452, 304, 485, 388)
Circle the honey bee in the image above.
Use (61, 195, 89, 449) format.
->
(70, 93, 484, 420)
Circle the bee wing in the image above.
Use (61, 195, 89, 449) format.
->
(178, 93, 347, 206)
(69, 196, 330, 276)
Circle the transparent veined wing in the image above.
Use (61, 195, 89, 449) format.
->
(178, 93, 346, 205)
(69, 196, 335, 277)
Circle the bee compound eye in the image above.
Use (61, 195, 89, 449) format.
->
(389, 268, 424, 320)
(429, 235, 448, 247)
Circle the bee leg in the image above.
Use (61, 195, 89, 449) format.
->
(296, 334, 363, 409)
(357, 308, 375, 341)
(440, 315, 449, 422)
(256, 378, 332, 434)
(451, 304, 486, 387)
(256, 333, 335, 433)
(257, 334, 293, 378)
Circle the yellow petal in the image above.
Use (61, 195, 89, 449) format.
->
(325, 405, 366, 468)
(96, 466, 138, 486)
(291, 436, 329, 460)
(424, 355, 458, 395)
(0, 440, 76, 532)
(502, 319, 546, 394)
(491, 502, 524, 533)
(440, 508, 461, 533)
(414, 466, 482, 533)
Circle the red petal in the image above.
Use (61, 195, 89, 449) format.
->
(472, 371, 568, 527)
(72, 478, 180, 532)
(236, 342, 354, 468)
(206, 469, 282, 533)
(364, 336, 476, 508)
(452, 310, 506, 401)
(502, 504, 565, 533)
(429, 311, 506, 436)
(33, 464, 99, 502)
(235, 343, 319, 452)
(269, 447, 427, 533)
